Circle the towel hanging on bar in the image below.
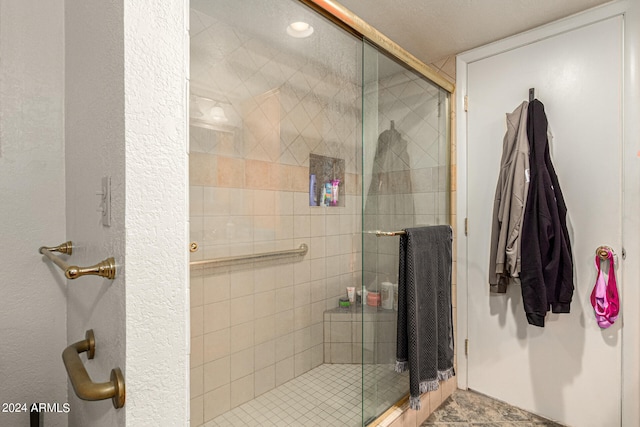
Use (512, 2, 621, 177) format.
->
(395, 225, 455, 410)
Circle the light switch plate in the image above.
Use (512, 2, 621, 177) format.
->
(101, 176, 111, 227)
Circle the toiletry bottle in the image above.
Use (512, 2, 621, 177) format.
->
(331, 179, 340, 206)
(381, 282, 393, 309)
(325, 182, 332, 206)
(309, 174, 317, 206)
(320, 185, 327, 207)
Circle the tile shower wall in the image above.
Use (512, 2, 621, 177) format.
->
(363, 69, 449, 292)
(188, 7, 362, 424)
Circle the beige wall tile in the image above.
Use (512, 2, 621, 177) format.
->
(204, 356, 230, 392)
(294, 349, 312, 376)
(254, 314, 276, 344)
(245, 159, 271, 189)
(310, 278, 326, 301)
(191, 305, 204, 338)
(310, 322, 323, 347)
(275, 357, 294, 386)
(311, 344, 323, 368)
(416, 391, 432, 425)
(203, 187, 230, 216)
(330, 343, 352, 363)
(254, 365, 276, 397)
(253, 189, 276, 215)
(191, 276, 204, 308)
(203, 300, 230, 333)
(229, 322, 254, 353)
(190, 395, 204, 426)
(230, 348, 254, 381)
(203, 274, 230, 305)
(229, 270, 254, 298)
(293, 215, 311, 238)
(388, 405, 416, 427)
(294, 282, 311, 307)
(254, 290, 276, 319)
(311, 300, 325, 324)
(254, 265, 277, 292)
(254, 340, 276, 371)
(191, 335, 204, 368)
(217, 156, 244, 188)
(429, 386, 443, 414)
(291, 166, 309, 192)
(230, 374, 254, 408)
(310, 258, 327, 281)
(275, 332, 294, 362)
(204, 328, 231, 362)
(294, 326, 311, 353)
(275, 309, 294, 336)
(331, 321, 352, 343)
(275, 287, 294, 313)
(190, 152, 217, 186)
(203, 384, 230, 422)
(294, 305, 311, 329)
(191, 365, 204, 397)
(230, 295, 254, 326)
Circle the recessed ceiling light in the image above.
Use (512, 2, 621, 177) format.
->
(287, 21, 314, 38)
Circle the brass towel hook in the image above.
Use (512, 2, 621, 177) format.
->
(62, 329, 125, 408)
(39, 241, 116, 280)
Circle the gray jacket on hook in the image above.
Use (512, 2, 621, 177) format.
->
(489, 101, 530, 293)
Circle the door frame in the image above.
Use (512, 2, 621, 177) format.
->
(455, 1, 640, 425)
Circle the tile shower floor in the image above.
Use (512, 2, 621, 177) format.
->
(421, 389, 564, 426)
(204, 363, 408, 427)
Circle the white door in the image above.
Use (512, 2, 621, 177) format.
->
(464, 16, 622, 427)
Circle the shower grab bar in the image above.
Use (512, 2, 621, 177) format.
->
(39, 241, 116, 280)
(62, 329, 125, 409)
(190, 243, 308, 268)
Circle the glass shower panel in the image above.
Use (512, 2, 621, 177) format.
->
(361, 42, 450, 424)
(188, 1, 363, 425)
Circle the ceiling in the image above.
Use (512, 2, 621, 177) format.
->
(336, 0, 613, 65)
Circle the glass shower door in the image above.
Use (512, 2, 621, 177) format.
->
(361, 41, 450, 424)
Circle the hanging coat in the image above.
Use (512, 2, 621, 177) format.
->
(488, 101, 530, 293)
(519, 99, 574, 327)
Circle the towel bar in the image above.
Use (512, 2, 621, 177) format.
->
(39, 241, 116, 280)
(62, 330, 125, 409)
(374, 230, 406, 237)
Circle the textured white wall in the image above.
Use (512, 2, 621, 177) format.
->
(123, 0, 189, 425)
(65, 0, 188, 425)
(0, 1, 68, 426)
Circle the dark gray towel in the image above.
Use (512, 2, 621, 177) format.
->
(396, 225, 455, 410)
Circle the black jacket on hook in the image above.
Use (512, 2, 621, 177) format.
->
(519, 99, 574, 327)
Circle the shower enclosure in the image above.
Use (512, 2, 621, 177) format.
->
(188, 0, 450, 425)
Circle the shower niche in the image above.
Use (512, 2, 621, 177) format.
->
(309, 153, 345, 207)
